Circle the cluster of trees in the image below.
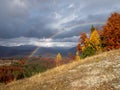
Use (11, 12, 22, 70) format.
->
(55, 52, 81, 66)
(0, 66, 24, 84)
(0, 57, 56, 84)
(77, 12, 120, 58)
(1, 53, 80, 84)
(77, 26, 101, 58)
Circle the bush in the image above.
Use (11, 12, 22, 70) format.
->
(81, 46, 96, 58)
(23, 64, 47, 78)
(0, 66, 24, 84)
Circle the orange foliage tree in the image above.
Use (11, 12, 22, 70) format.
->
(100, 12, 120, 50)
(79, 32, 88, 46)
(77, 32, 88, 52)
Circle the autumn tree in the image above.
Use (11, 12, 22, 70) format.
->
(77, 43, 82, 52)
(80, 26, 100, 58)
(91, 25, 95, 33)
(77, 25, 102, 58)
(68, 53, 75, 60)
(75, 51, 80, 61)
(100, 12, 120, 50)
(90, 28, 102, 52)
(77, 32, 88, 52)
(55, 53, 62, 66)
(81, 46, 96, 58)
(79, 32, 88, 46)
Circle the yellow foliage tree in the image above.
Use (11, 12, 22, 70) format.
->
(90, 29, 102, 52)
(84, 38, 89, 47)
(55, 53, 62, 66)
(81, 46, 85, 52)
(75, 51, 80, 61)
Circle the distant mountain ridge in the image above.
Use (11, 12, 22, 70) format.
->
(0, 45, 76, 58)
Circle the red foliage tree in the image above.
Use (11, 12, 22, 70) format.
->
(100, 12, 120, 50)
(0, 66, 24, 84)
(79, 32, 88, 45)
(77, 33, 88, 52)
(68, 53, 75, 60)
(77, 43, 82, 52)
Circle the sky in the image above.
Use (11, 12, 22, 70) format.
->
(0, 0, 120, 47)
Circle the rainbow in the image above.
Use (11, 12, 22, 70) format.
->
(28, 21, 105, 58)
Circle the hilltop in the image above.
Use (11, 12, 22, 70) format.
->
(0, 49, 120, 90)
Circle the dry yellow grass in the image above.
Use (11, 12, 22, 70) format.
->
(0, 49, 120, 90)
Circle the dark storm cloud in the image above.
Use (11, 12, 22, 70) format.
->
(0, 0, 120, 47)
(0, 0, 55, 38)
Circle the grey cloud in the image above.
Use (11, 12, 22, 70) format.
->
(0, 0, 55, 38)
(0, 0, 120, 47)
(0, 36, 78, 47)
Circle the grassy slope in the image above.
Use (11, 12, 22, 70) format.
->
(0, 49, 120, 90)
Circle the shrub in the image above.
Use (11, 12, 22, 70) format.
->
(81, 46, 96, 58)
(0, 66, 24, 84)
(23, 64, 47, 78)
